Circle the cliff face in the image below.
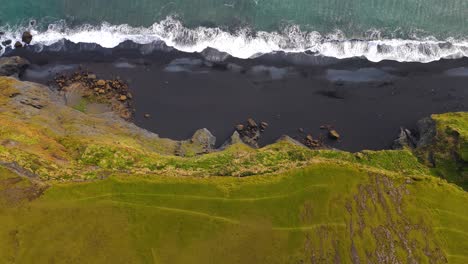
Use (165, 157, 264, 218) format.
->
(0, 73, 467, 263)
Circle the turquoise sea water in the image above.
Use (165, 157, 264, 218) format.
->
(2, 0, 467, 37)
(1, 0, 467, 61)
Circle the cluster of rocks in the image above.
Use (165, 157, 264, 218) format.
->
(235, 118, 269, 148)
(297, 125, 341, 149)
(0, 31, 33, 51)
(54, 71, 134, 119)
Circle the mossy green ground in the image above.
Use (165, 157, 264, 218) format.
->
(1, 163, 467, 263)
(0, 77, 467, 263)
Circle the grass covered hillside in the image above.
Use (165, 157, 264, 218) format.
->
(0, 76, 467, 263)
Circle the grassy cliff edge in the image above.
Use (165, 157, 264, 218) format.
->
(0, 76, 467, 263)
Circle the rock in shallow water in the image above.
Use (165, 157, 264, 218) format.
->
(22, 31, 33, 44)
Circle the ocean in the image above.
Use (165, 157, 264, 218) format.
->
(1, 0, 467, 62)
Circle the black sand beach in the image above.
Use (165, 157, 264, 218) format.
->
(7, 42, 468, 151)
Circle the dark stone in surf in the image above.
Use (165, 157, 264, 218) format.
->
(22, 31, 33, 44)
(2, 40, 12, 46)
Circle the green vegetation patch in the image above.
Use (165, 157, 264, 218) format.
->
(1, 163, 467, 263)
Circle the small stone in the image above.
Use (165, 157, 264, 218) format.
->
(21, 31, 33, 44)
(328, 129, 340, 140)
(260, 121, 269, 129)
(144, 113, 151, 118)
(87, 74, 97, 79)
(247, 118, 257, 128)
(2, 40, 12, 46)
(119, 95, 127, 101)
(236, 124, 244, 131)
(298, 128, 304, 133)
(0, 32, 4, 35)
(14, 41, 23, 48)
(306, 134, 313, 141)
(96, 79, 106, 86)
(98, 89, 105, 94)
(126, 92, 133, 99)
(94, 87, 100, 92)
(311, 140, 320, 147)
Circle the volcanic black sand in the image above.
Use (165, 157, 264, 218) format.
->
(7, 41, 468, 152)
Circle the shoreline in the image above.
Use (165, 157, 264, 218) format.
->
(5, 41, 468, 152)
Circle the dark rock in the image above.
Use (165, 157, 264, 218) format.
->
(0, 56, 30, 77)
(304, 134, 321, 148)
(21, 31, 33, 44)
(0, 32, 4, 35)
(201, 47, 230, 62)
(298, 128, 304, 133)
(260, 122, 269, 129)
(328, 129, 340, 140)
(416, 117, 436, 148)
(247, 118, 257, 128)
(2, 40, 12, 46)
(240, 132, 260, 148)
(236, 124, 244, 131)
(393, 127, 417, 149)
(14, 41, 23, 49)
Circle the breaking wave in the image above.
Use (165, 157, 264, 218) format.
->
(1, 17, 467, 63)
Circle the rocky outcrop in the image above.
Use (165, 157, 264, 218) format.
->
(416, 117, 436, 148)
(219, 131, 245, 150)
(393, 127, 417, 149)
(0, 56, 30, 77)
(54, 71, 134, 120)
(234, 118, 269, 148)
(175, 128, 217, 156)
(191, 128, 216, 150)
(394, 113, 468, 190)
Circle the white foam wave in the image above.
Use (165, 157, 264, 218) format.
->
(1, 17, 467, 63)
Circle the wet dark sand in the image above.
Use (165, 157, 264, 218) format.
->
(8, 41, 468, 152)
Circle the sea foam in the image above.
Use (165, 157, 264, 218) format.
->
(1, 17, 467, 63)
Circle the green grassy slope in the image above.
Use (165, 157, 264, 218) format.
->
(1, 163, 467, 263)
(0, 77, 467, 263)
